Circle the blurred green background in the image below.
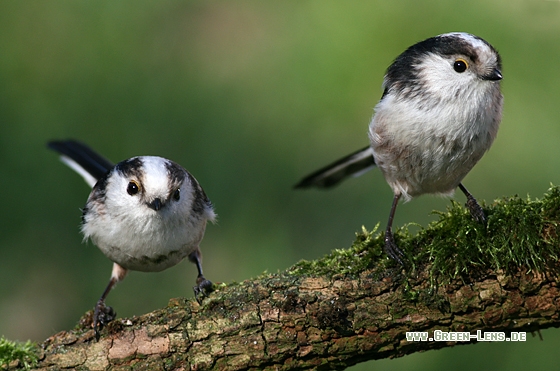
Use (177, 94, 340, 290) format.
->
(1, 0, 560, 370)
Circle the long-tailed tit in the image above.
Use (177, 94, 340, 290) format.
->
(295, 33, 503, 264)
(48, 140, 216, 338)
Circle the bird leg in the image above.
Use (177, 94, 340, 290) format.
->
(384, 193, 405, 265)
(189, 248, 213, 303)
(93, 263, 127, 340)
(458, 183, 487, 225)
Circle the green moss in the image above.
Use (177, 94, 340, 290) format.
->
(288, 224, 388, 279)
(0, 336, 38, 370)
(288, 186, 560, 285)
(411, 186, 560, 280)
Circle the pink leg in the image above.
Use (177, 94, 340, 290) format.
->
(93, 263, 128, 340)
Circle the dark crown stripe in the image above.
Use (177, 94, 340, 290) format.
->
(115, 157, 144, 180)
(165, 160, 187, 190)
(185, 171, 211, 215)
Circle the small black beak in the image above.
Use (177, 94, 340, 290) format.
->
(482, 68, 502, 81)
(147, 198, 163, 211)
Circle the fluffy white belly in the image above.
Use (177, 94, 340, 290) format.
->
(85, 213, 206, 272)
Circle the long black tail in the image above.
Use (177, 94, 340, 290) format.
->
(48, 140, 114, 183)
(295, 145, 376, 189)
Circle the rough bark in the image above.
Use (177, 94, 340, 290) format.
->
(24, 188, 560, 370)
(31, 263, 560, 371)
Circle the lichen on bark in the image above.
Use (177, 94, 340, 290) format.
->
(6, 187, 560, 371)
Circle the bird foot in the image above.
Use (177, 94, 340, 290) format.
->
(93, 300, 116, 341)
(465, 195, 487, 225)
(384, 229, 405, 266)
(193, 275, 214, 303)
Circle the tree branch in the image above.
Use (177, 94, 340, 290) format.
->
(24, 188, 560, 370)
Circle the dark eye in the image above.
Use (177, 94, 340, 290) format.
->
(173, 189, 181, 201)
(127, 181, 140, 196)
(453, 59, 468, 73)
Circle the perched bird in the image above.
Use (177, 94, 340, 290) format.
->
(48, 140, 216, 338)
(295, 32, 503, 264)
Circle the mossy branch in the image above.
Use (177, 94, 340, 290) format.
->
(9, 187, 560, 371)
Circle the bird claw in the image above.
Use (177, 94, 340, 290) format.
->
(93, 300, 116, 341)
(384, 229, 405, 266)
(465, 195, 487, 225)
(193, 275, 214, 304)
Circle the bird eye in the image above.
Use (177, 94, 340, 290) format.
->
(173, 189, 181, 201)
(453, 59, 468, 73)
(127, 181, 140, 196)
